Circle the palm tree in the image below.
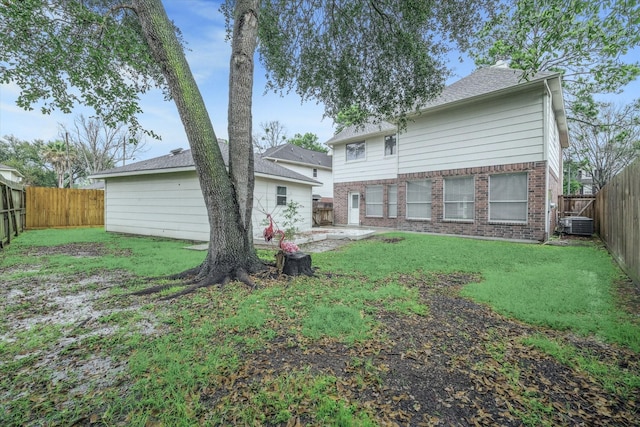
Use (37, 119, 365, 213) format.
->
(41, 140, 75, 188)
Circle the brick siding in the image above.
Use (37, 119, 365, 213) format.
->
(334, 161, 550, 241)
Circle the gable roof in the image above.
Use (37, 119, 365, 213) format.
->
(0, 163, 23, 175)
(325, 121, 396, 146)
(327, 65, 568, 147)
(90, 144, 321, 185)
(262, 143, 332, 169)
(416, 66, 559, 111)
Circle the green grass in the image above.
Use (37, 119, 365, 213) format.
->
(523, 334, 640, 397)
(315, 232, 637, 351)
(1, 229, 638, 426)
(1, 227, 206, 277)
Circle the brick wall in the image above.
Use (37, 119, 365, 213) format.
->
(334, 161, 549, 241)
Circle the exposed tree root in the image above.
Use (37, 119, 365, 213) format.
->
(131, 264, 257, 300)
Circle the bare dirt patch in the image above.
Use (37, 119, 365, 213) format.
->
(203, 272, 639, 425)
(22, 242, 132, 258)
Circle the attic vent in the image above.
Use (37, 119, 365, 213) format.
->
(170, 148, 184, 155)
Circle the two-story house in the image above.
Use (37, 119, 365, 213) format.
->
(262, 144, 333, 200)
(327, 65, 569, 241)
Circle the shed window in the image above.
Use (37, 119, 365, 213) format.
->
(276, 186, 287, 206)
(406, 180, 432, 219)
(365, 186, 383, 217)
(489, 173, 528, 222)
(444, 176, 474, 220)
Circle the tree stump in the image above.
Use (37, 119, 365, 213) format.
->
(276, 251, 313, 276)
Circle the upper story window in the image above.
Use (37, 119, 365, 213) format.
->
(313, 168, 318, 178)
(444, 176, 474, 221)
(346, 141, 365, 161)
(276, 186, 287, 206)
(384, 135, 396, 156)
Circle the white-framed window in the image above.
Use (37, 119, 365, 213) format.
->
(346, 141, 365, 161)
(489, 173, 528, 223)
(388, 184, 398, 218)
(313, 168, 318, 178)
(365, 185, 383, 217)
(276, 186, 287, 206)
(406, 180, 432, 219)
(384, 135, 396, 156)
(444, 176, 474, 220)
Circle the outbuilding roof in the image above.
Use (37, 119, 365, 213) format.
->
(262, 143, 332, 169)
(90, 143, 321, 185)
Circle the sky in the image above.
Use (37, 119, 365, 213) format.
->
(0, 1, 637, 162)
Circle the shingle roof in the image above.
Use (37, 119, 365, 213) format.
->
(325, 121, 396, 146)
(90, 143, 320, 185)
(262, 143, 332, 169)
(416, 66, 558, 110)
(326, 66, 562, 146)
(0, 163, 24, 175)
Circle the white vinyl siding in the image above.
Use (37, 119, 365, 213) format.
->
(269, 161, 333, 198)
(546, 94, 561, 178)
(399, 89, 545, 173)
(406, 180, 432, 219)
(489, 173, 528, 223)
(444, 176, 474, 221)
(365, 185, 383, 217)
(104, 171, 313, 241)
(388, 184, 397, 218)
(333, 134, 398, 183)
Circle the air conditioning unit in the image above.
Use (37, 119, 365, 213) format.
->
(560, 216, 594, 236)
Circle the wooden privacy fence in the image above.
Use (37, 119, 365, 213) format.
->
(26, 187, 104, 229)
(557, 195, 596, 219)
(0, 176, 26, 248)
(595, 160, 640, 285)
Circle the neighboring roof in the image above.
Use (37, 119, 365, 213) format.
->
(262, 144, 332, 169)
(90, 144, 321, 185)
(0, 163, 24, 177)
(327, 65, 568, 147)
(79, 181, 105, 190)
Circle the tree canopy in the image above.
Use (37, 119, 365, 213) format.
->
(0, 136, 57, 187)
(287, 132, 327, 153)
(469, 0, 640, 107)
(567, 100, 640, 191)
(257, 0, 497, 126)
(2, 0, 498, 294)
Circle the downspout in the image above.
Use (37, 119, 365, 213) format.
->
(543, 79, 553, 240)
(396, 124, 400, 228)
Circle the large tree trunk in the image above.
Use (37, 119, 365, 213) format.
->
(133, 0, 262, 292)
(228, 0, 259, 243)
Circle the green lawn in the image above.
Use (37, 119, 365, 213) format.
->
(0, 228, 637, 426)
